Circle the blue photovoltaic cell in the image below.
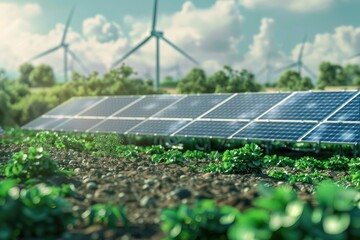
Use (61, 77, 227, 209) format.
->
(54, 119, 103, 132)
(233, 122, 316, 141)
(175, 121, 248, 138)
(153, 94, 230, 119)
(114, 95, 181, 118)
(329, 94, 360, 121)
(203, 93, 290, 120)
(260, 91, 356, 121)
(303, 123, 360, 143)
(90, 119, 143, 134)
(80, 96, 140, 117)
(22, 117, 65, 130)
(46, 97, 103, 116)
(128, 120, 190, 136)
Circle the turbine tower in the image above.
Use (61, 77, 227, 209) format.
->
(277, 35, 316, 79)
(112, 0, 199, 90)
(29, 6, 88, 82)
(256, 53, 273, 83)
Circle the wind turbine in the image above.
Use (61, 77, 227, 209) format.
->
(349, 52, 360, 60)
(112, 0, 199, 90)
(29, 6, 88, 81)
(277, 35, 316, 79)
(256, 53, 274, 83)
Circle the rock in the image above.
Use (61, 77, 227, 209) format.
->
(140, 196, 156, 208)
(202, 173, 213, 179)
(86, 182, 97, 190)
(118, 192, 126, 198)
(171, 188, 192, 200)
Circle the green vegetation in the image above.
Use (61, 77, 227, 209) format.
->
(162, 181, 360, 240)
(0, 180, 75, 239)
(4, 147, 60, 179)
(81, 203, 128, 229)
(203, 143, 263, 174)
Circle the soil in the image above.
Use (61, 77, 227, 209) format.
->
(0, 143, 321, 240)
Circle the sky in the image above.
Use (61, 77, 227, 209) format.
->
(1, 0, 360, 83)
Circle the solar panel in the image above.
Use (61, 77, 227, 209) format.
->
(302, 123, 360, 143)
(79, 96, 141, 117)
(232, 121, 317, 141)
(153, 94, 230, 119)
(203, 93, 290, 120)
(260, 91, 356, 121)
(45, 97, 103, 116)
(127, 120, 190, 136)
(328, 94, 360, 122)
(22, 117, 65, 130)
(89, 119, 143, 134)
(54, 119, 103, 132)
(114, 95, 181, 118)
(174, 121, 248, 138)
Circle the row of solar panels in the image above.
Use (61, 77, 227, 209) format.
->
(23, 91, 360, 144)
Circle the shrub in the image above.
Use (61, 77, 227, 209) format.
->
(81, 203, 128, 229)
(152, 149, 186, 164)
(0, 180, 75, 239)
(5, 147, 59, 179)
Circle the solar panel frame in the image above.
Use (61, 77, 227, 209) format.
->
(152, 94, 232, 119)
(127, 119, 191, 136)
(174, 120, 249, 139)
(54, 118, 104, 132)
(202, 92, 291, 120)
(113, 95, 183, 118)
(231, 121, 317, 142)
(79, 96, 142, 117)
(89, 119, 144, 134)
(328, 92, 360, 122)
(260, 91, 357, 121)
(22, 117, 67, 130)
(44, 97, 105, 116)
(302, 122, 360, 144)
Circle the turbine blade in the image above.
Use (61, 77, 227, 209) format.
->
(152, 0, 158, 31)
(160, 35, 199, 65)
(349, 53, 360, 60)
(297, 34, 307, 63)
(29, 45, 61, 61)
(61, 6, 76, 45)
(68, 49, 90, 74)
(276, 62, 298, 73)
(112, 35, 152, 68)
(303, 64, 317, 79)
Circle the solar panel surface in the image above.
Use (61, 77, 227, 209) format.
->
(302, 123, 360, 143)
(90, 119, 143, 133)
(175, 121, 248, 138)
(79, 96, 140, 117)
(114, 95, 181, 118)
(260, 91, 356, 121)
(128, 120, 190, 136)
(232, 121, 317, 141)
(328, 95, 360, 122)
(45, 97, 103, 116)
(153, 94, 230, 119)
(23, 117, 65, 130)
(203, 93, 290, 119)
(54, 119, 103, 132)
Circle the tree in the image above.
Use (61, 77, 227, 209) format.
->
(343, 64, 360, 86)
(17, 63, 34, 86)
(226, 69, 262, 93)
(276, 70, 314, 91)
(177, 68, 208, 94)
(317, 62, 348, 89)
(29, 64, 56, 87)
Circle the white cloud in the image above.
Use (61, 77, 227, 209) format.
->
(239, 0, 335, 12)
(291, 25, 360, 78)
(83, 15, 123, 43)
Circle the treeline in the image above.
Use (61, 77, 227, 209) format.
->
(1, 61, 360, 128)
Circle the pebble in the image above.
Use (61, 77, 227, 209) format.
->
(118, 192, 126, 198)
(171, 188, 192, 200)
(140, 196, 157, 208)
(86, 182, 98, 190)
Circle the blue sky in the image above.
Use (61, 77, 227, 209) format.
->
(1, 0, 360, 82)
